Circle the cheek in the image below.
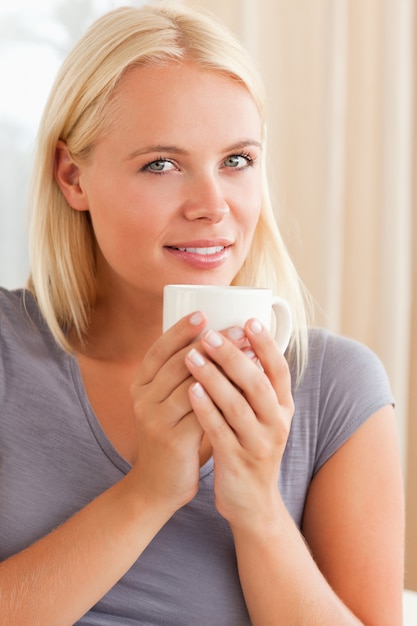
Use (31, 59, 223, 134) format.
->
(87, 199, 144, 268)
(86, 176, 157, 232)
(241, 186, 263, 233)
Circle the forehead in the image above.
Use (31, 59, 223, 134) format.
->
(107, 62, 262, 143)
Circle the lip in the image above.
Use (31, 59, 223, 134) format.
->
(164, 239, 233, 269)
(167, 239, 233, 249)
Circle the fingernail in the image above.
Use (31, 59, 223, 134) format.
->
(226, 326, 245, 341)
(189, 311, 204, 326)
(249, 319, 263, 334)
(187, 348, 205, 367)
(204, 330, 223, 348)
(191, 382, 206, 398)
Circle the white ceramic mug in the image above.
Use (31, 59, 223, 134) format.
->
(163, 284, 292, 353)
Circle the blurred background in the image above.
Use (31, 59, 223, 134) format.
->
(1, 0, 416, 591)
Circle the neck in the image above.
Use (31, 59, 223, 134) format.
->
(78, 289, 163, 363)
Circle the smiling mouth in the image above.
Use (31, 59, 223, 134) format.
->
(169, 245, 225, 255)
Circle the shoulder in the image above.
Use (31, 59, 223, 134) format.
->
(0, 287, 62, 359)
(299, 327, 392, 397)
(0, 287, 26, 316)
(292, 327, 394, 473)
(0, 286, 42, 322)
(0, 288, 31, 337)
(0, 287, 42, 336)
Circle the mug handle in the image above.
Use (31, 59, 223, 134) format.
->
(271, 297, 292, 353)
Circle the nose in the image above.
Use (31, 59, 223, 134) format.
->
(182, 174, 230, 223)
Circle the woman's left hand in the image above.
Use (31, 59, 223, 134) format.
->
(184, 319, 294, 530)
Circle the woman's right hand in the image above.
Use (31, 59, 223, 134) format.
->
(129, 311, 208, 512)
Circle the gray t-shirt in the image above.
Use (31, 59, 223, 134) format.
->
(0, 288, 394, 625)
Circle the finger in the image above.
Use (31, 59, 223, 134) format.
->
(203, 329, 275, 403)
(160, 377, 197, 425)
(148, 323, 249, 402)
(240, 346, 260, 365)
(133, 372, 204, 445)
(185, 344, 263, 449)
(135, 311, 207, 386)
(244, 319, 294, 411)
(196, 330, 291, 429)
(188, 381, 238, 450)
(223, 326, 247, 346)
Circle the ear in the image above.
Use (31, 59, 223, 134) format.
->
(54, 140, 89, 211)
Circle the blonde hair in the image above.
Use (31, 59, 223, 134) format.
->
(28, 1, 311, 380)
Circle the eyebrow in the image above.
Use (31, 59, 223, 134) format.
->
(125, 139, 262, 161)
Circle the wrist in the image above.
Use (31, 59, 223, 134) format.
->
(117, 470, 178, 528)
(228, 491, 288, 539)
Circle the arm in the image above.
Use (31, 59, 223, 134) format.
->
(0, 313, 208, 625)
(301, 404, 404, 625)
(232, 405, 403, 625)
(0, 473, 174, 625)
(185, 324, 404, 625)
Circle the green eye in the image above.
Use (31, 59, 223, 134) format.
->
(223, 154, 253, 169)
(143, 159, 176, 173)
(148, 160, 168, 171)
(224, 155, 243, 167)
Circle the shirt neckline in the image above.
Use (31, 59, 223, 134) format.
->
(67, 352, 214, 479)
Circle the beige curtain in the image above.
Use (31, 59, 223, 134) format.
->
(184, 0, 417, 591)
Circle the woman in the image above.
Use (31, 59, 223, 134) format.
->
(0, 3, 403, 624)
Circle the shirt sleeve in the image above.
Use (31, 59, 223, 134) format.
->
(313, 332, 395, 475)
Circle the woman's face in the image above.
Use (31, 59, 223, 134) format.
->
(69, 62, 263, 300)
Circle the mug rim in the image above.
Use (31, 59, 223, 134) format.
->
(164, 284, 271, 292)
